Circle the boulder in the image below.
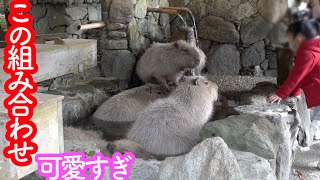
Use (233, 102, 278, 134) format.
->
(242, 41, 266, 67)
(109, 0, 135, 23)
(241, 16, 273, 44)
(207, 44, 240, 75)
(158, 138, 243, 180)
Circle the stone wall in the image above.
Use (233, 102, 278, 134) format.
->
(169, 0, 288, 77)
(30, 0, 102, 39)
(100, 0, 170, 89)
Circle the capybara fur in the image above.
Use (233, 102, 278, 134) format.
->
(92, 84, 165, 137)
(113, 76, 218, 159)
(136, 40, 204, 92)
(63, 126, 109, 155)
(107, 139, 156, 159)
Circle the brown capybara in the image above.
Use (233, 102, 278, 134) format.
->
(136, 40, 205, 92)
(109, 76, 218, 159)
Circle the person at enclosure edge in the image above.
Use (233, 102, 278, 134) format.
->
(267, 19, 320, 140)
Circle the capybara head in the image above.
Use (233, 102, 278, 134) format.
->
(179, 76, 219, 102)
(173, 40, 202, 68)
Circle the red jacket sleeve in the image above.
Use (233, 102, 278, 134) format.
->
(276, 50, 315, 99)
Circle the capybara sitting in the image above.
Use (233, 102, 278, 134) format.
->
(136, 40, 205, 92)
(109, 76, 218, 159)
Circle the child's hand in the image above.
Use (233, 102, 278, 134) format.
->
(267, 93, 283, 104)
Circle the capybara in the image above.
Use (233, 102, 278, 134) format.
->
(136, 40, 204, 92)
(92, 84, 165, 138)
(110, 76, 218, 159)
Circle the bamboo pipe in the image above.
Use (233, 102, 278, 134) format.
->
(78, 21, 106, 31)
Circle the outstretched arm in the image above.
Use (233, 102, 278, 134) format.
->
(276, 50, 315, 99)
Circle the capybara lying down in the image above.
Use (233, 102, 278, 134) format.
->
(92, 84, 165, 138)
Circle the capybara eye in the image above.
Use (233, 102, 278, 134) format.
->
(158, 92, 162, 94)
(204, 81, 209, 85)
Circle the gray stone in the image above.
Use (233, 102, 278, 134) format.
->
(104, 159, 161, 180)
(268, 22, 288, 45)
(241, 16, 273, 44)
(200, 114, 283, 159)
(234, 104, 299, 180)
(66, 20, 82, 35)
(129, 159, 161, 180)
(101, 50, 136, 81)
(148, 17, 165, 42)
(134, 0, 147, 19)
(208, 75, 277, 93)
(66, 5, 88, 20)
(199, 39, 211, 54)
(206, 0, 232, 18)
(265, 69, 277, 77)
(30, 5, 47, 23)
(242, 41, 266, 67)
(226, 2, 257, 21)
(198, 16, 239, 43)
(268, 51, 278, 69)
(64, 140, 100, 157)
(47, 85, 108, 125)
(207, 44, 240, 75)
(109, 0, 135, 24)
(128, 18, 151, 56)
(261, 60, 269, 70)
(88, 4, 101, 21)
(47, 5, 68, 29)
(107, 23, 126, 30)
(257, 0, 288, 24)
(158, 138, 244, 180)
(105, 39, 128, 50)
(296, 93, 313, 147)
(232, 150, 277, 180)
(108, 31, 127, 38)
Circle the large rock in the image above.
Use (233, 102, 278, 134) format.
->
(241, 16, 273, 44)
(200, 114, 283, 159)
(105, 159, 161, 180)
(47, 84, 109, 125)
(235, 100, 299, 180)
(232, 150, 277, 180)
(134, 0, 148, 19)
(101, 50, 136, 81)
(257, 0, 288, 24)
(206, 0, 232, 18)
(198, 16, 239, 43)
(109, 0, 135, 23)
(242, 41, 266, 67)
(128, 19, 151, 56)
(158, 138, 243, 180)
(30, 5, 47, 23)
(105, 39, 128, 50)
(66, 5, 88, 20)
(207, 44, 240, 75)
(226, 2, 257, 21)
(88, 4, 102, 21)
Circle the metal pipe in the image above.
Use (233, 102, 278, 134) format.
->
(78, 21, 106, 31)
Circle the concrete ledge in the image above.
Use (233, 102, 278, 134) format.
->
(0, 39, 97, 89)
(0, 90, 64, 179)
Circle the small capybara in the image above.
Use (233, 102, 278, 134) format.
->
(92, 84, 165, 137)
(136, 40, 205, 92)
(63, 126, 109, 155)
(110, 76, 218, 159)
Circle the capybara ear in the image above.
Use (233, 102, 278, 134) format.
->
(174, 42, 179, 49)
(179, 75, 186, 83)
(193, 77, 200, 86)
